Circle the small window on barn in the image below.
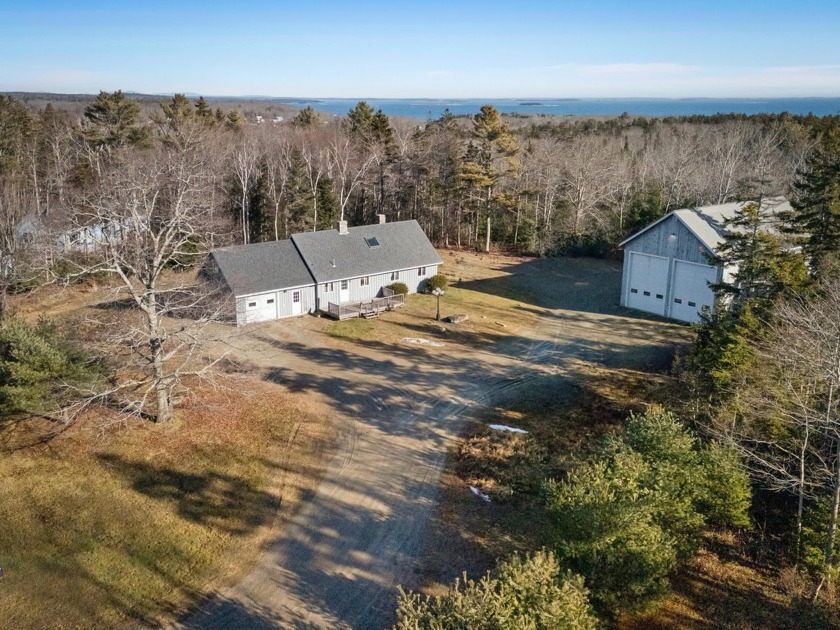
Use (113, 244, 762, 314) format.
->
(656, 294, 663, 299)
(418, 266, 426, 276)
(391, 270, 400, 281)
(688, 301, 696, 307)
(674, 298, 683, 304)
(361, 276, 370, 286)
(365, 237, 380, 248)
(324, 282, 334, 292)
(630, 288, 638, 294)
(643, 291, 651, 296)
(248, 301, 257, 308)
(341, 279, 348, 290)
(267, 299, 275, 304)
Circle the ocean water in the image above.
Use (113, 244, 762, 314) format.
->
(280, 97, 840, 120)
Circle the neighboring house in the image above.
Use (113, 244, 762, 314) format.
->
(206, 216, 442, 325)
(619, 197, 792, 324)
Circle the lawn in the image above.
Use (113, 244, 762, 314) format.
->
(0, 382, 334, 629)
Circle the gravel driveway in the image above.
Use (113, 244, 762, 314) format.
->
(176, 256, 686, 629)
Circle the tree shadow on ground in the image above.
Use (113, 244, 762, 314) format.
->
(456, 256, 634, 316)
(98, 453, 279, 536)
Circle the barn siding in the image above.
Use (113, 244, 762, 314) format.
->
(623, 214, 713, 264)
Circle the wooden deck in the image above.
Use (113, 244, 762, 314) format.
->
(325, 292, 405, 320)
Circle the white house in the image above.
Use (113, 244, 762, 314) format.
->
(619, 197, 792, 324)
(206, 216, 442, 325)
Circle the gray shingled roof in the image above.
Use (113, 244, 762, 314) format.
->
(291, 220, 442, 283)
(210, 239, 314, 297)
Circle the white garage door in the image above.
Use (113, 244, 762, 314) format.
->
(626, 252, 669, 316)
(670, 261, 717, 323)
(242, 293, 278, 324)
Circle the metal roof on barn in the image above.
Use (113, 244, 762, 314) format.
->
(291, 219, 442, 283)
(210, 239, 315, 297)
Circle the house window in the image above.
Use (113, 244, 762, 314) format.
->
(630, 288, 638, 294)
(656, 294, 663, 299)
(267, 298, 275, 305)
(360, 276, 370, 286)
(293, 292, 300, 303)
(248, 301, 257, 308)
(643, 291, 651, 296)
(674, 298, 683, 304)
(391, 270, 400, 281)
(418, 266, 426, 276)
(688, 301, 696, 307)
(324, 282, 334, 292)
(341, 279, 348, 290)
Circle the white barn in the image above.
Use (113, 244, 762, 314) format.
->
(619, 198, 792, 324)
(206, 216, 442, 325)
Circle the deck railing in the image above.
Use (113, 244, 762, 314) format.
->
(326, 292, 405, 320)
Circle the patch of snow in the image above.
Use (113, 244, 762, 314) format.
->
(403, 337, 445, 347)
(488, 424, 529, 434)
(470, 485, 492, 503)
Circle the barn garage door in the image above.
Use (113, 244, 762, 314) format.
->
(626, 252, 669, 316)
(670, 261, 717, 324)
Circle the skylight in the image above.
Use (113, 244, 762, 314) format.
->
(364, 236, 380, 248)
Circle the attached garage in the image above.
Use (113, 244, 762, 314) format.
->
(205, 240, 316, 325)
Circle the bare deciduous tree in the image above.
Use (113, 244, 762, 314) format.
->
(67, 145, 229, 424)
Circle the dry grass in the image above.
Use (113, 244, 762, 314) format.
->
(0, 380, 334, 629)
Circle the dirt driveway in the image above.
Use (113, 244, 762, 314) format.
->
(177, 254, 688, 629)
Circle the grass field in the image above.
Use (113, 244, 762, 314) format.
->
(0, 382, 334, 629)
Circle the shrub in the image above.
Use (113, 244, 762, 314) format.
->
(544, 451, 678, 615)
(544, 408, 752, 616)
(425, 273, 448, 293)
(395, 550, 597, 630)
(0, 317, 105, 416)
(388, 282, 409, 295)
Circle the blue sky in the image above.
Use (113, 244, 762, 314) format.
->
(1, 0, 839, 97)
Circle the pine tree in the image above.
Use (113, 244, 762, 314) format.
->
(712, 200, 808, 314)
(292, 105, 320, 128)
(82, 90, 150, 149)
(789, 125, 840, 275)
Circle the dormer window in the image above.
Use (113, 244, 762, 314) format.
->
(364, 237, 380, 248)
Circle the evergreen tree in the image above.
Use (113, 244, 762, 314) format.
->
(712, 200, 808, 314)
(82, 90, 150, 149)
(0, 317, 104, 418)
(292, 105, 321, 128)
(789, 125, 840, 275)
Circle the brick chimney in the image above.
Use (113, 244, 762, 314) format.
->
(376, 213, 386, 224)
(337, 220, 348, 235)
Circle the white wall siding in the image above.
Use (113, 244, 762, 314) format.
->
(316, 264, 439, 310)
(235, 285, 316, 325)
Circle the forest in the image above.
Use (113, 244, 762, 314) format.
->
(3, 90, 840, 627)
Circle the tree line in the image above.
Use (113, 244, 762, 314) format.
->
(677, 119, 840, 605)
